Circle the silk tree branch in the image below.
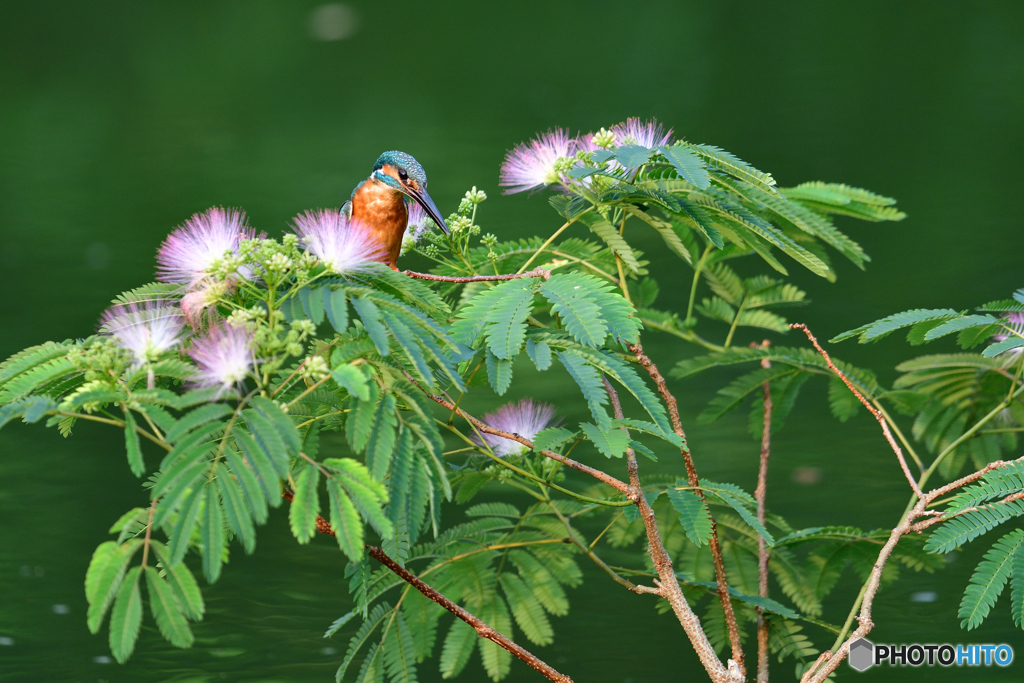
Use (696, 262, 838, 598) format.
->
(280, 490, 574, 683)
(801, 453, 1024, 682)
(754, 346, 772, 683)
(601, 376, 743, 683)
(366, 545, 573, 683)
(420, 389, 630, 494)
(402, 267, 551, 283)
(790, 323, 923, 497)
(626, 342, 746, 677)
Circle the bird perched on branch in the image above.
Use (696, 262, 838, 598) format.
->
(342, 151, 450, 267)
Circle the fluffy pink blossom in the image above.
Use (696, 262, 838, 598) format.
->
(994, 312, 1024, 341)
(474, 399, 559, 457)
(187, 324, 254, 396)
(499, 129, 577, 195)
(156, 207, 257, 289)
(100, 300, 187, 368)
(611, 117, 673, 149)
(291, 209, 385, 274)
(405, 201, 432, 243)
(992, 312, 1024, 361)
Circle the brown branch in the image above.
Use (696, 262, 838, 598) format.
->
(366, 545, 573, 683)
(754, 344, 772, 683)
(790, 323, 923, 497)
(140, 499, 157, 567)
(402, 268, 551, 282)
(802, 455, 1024, 682)
(926, 456, 1022, 501)
(801, 506, 916, 682)
(910, 491, 1024, 533)
(421, 390, 630, 494)
(627, 342, 746, 677)
(602, 376, 742, 683)
(280, 491, 574, 683)
(283, 489, 336, 536)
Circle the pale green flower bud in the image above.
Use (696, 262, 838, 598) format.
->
(592, 128, 617, 149)
(299, 355, 330, 381)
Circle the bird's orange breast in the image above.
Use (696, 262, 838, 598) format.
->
(350, 180, 408, 267)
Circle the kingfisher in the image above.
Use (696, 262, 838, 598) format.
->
(342, 151, 450, 267)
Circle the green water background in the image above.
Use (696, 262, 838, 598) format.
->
(2, 2, 1023, 681)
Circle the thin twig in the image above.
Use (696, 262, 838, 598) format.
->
(140, 499, 157, 567)
(754, 343, 772, 683)
(517, 216, 587, 274)
(601, 376, 742, 683)
(402, 268, 551, 282)
(56, 411, 170, 451)
(280, 491, 574, 683)
(366, 545, 573, 683)
(626, 342, 746, 677)
(542, 491, 645, 592)
(421, 390, 630, 494)
(910, 490, 1024, 533)
(271, 358, 308, 398)
(802, 454, 1024, 682)
(438, 419, 630, 507)
(790, 323, 923, 497)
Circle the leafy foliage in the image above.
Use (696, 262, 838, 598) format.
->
(7, 118, 985, 683)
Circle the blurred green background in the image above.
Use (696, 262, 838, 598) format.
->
(2, 2, 1023, 681)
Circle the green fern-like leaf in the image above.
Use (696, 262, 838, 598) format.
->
(925, 498, 1024, 554)
(450, 284, 510, 349)
(580, 214, 641, 273)
(439, 619, 475, 679)
(507, 550, 569, 617)
(698, 366, 799, 424)
(290, 458, 322, 544)
(557, 350, 610, 429)
(0, 341, 73, 393)
(481, 279, 537, 360)
(687, 143, 776, 193)
(338, 602, 393, 682)
(477, 596, 513, 682)
(1011, 541, 1024, 629)
(540, 273, 609, 347)
(833, 308, 960, 343)
(0, 356, 79, 403)
(382, 611, 419, 683)
(659, 143, 711, 189)
(108, 565, 144, 664)
(144, 565, 195, 649)
(945, 462, 1024, 513)
(580, 422, 630, 458)
(499, 573, 554, 646)
(959, 530, 1024, 630)
(667, 488, 713, 546)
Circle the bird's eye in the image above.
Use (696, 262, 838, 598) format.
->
(398, 169, 408, 181)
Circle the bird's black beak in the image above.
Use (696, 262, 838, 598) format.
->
(409, 188, 450, 236)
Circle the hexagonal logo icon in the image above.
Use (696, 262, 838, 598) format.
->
(849, 638, 874, 672)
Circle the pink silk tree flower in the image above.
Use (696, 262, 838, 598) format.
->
(992, 312, 1024, 362)
(574, 132, 599, 154)
(405, 201, 432, 243)
(611, 117, 673, 149)
(291, 209, 386, 274)
(156, 207, 257, 289)
(499, 128, 577, 195)
(187, 324, 254, 397)
(474, 399, 559, 457)
(100, 300, 187, 368)
(994, 312, 1024, 342)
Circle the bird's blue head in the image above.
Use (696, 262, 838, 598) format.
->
(371, 151, 449, 235)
